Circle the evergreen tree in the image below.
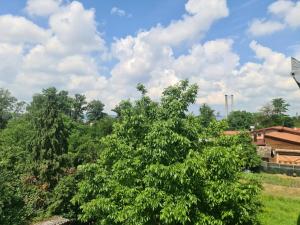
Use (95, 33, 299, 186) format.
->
(28, 87, 69, 188)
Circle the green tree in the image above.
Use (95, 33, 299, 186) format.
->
(28, 87, 69, 188)
(227, 110, 254, 130)
(72, 94, 87, 122)
(0, 88, 17, 129)
(0, 115, 35, 224)
(57, 90, 73, 117)
(86, 100, 107, 122)
(257, 98, 294, 127)
(199, 103, 216, 127)
(73, 81, 261, 225)
(272, 98, 289, 115)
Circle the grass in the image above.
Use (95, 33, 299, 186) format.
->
(245, 172, 300, 225)
(259, 194, 300, 225)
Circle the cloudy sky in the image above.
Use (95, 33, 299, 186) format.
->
(0, 0, 300, 115)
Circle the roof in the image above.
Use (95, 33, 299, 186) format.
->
(223, 130, 240, 135)
(265, 131, 300, 144)
(254, 126, 300, 135)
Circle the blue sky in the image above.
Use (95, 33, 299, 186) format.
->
(0, 0, 300, 115)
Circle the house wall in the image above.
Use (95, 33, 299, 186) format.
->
(275, 155, 300, 165)
(265, 137, 300, 150)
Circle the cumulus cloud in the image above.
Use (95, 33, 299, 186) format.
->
(0, 0, 299, 115)
(110, 7, 132, 18)
(232, 41, 300, 112)
(268, 0, 300, 28)
(248, 0, 300, 36)
(26, 0, 62, 17)
(248, 19, 285, 36)
(0, 15, 50, 44)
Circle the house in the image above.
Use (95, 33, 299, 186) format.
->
(253, 126, 300, 165)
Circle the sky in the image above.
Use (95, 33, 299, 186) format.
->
(0, 0, 300, 116)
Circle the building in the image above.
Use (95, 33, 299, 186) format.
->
(253, 126, 300, 165)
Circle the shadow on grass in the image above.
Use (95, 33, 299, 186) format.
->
(297, 213, 300, 225)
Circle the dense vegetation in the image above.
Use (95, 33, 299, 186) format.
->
(226, 98, 298, 130)
(1, 81, 262, 224)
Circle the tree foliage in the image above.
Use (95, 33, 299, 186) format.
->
(72, 94, 87, 122)
(28, 87, 69, 188)
(227, 110, 254, 130)
(0, 88, 25, 129)
(86, 100, 106, 122)
(73, 81, 261, 225)
(257, 98, 294, 128)
(199, 103, 216, 127)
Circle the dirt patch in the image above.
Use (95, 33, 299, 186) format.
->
(32, 216, 71, 225)
(263, 183, 300, 199)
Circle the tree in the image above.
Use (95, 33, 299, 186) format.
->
(257, 98, 294, 127)
(227, 110, 254, 130)
(0, 115, 36, 224)
(272, 98, 289, 115)
(0, 88, 17, 129)
(73, 80, 261, 225)
(86, 100, 106, 122)
(199, 103, 215, 127)
(72, 94, 87, 122)
(57, 90, 73, 117)
(28, 87, 69, 188)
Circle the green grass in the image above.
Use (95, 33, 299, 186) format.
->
(259, 194, 300, 225)
(245, 172, 300, 225)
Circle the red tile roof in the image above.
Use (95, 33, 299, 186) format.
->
(265, 131, 300, 144)
(255, 126, 300, 135)
(224, 130, 240, 135)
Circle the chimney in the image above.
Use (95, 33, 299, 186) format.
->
(231, 94, 234, 113)
(225, 94, 228, 118)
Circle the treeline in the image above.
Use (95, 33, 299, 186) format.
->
(198, 98, 298, 131)
(0, 81, 261, 225)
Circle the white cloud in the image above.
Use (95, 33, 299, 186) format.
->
(269, 0, 300, 28)
(232, 41, 300, 112)
(248, 19, 285, 36)
(0, 15, 50, 44)
(0, 43, 23, 82)
(26, 0, 62, 17)
(110, 7, 132, 18)
(1, 0, 300, 115)
(49, 1, 106, 53)
(248, 0, 300, 36)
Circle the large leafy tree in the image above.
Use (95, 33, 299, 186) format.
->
(199, 103, 216, 127)
(86, 100, 107, 122)
(257, 98, 293, 127)
(73, 80, 261, 225)
(0, 88, 18, 129)
(227, 110, 254, 130)
(28, 87, 69, 188)
(72, 94, 87, 122)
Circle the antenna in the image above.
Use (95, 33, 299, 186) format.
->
(291, 57, 300, 88)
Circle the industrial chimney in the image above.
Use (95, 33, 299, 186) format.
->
(225, 94, 228, 118)
(230, 94, 234, 112)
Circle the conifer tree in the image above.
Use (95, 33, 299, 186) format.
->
(29, 87, 68, 188)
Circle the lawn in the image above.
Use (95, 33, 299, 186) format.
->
(246, 173, 300, 225)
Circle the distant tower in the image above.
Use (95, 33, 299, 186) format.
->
(230, 94, 234, 112)
(225, 94, 228, 118)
